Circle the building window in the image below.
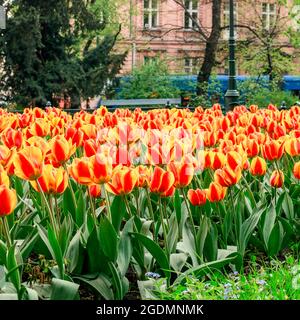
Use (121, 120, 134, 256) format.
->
(262, 3, 276, 30)
(144, 0, 159, 29)
(184, 0, 198, 30)
(223, 1, 237, 39)
(184, 57, 199, 74)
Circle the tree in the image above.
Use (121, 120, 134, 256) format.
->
(235, 0, 294, 81)
(285, 0, 300, 48)
(0, 0, 127, 107)
(145, 0, 223, 96)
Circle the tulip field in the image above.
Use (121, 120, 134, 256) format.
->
(0, 104, 299, 300)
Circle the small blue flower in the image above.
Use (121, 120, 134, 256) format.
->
(257, 279, 266, 286)
(233, 271, 239, 276)
(145, 272, 161, 279)
(224, 283, 232, 288)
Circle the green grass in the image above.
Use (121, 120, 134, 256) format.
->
(152, 255, 300, 300)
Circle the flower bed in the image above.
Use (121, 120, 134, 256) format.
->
(0, 104, 299, 300)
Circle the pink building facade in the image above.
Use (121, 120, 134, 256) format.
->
(118, 0, 299, 75)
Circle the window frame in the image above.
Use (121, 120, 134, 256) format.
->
(183, 57, 199, 74)
(262, 2, 276, 30)
(184, 0, 198, 30)
(143, 0, 159, 30)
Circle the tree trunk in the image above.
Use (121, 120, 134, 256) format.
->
(197, 0, 222, 96)
(266, 46, 274, 82)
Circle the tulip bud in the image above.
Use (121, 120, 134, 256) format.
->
(188, 189, 206, 206)
(270, 170, 284, 188)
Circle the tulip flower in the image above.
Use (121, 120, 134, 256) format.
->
(14, 146, 44, 181)
(214, 166, 242, 187)
(0, 165, 10, 187)
(1, 128, 23, 150)
(83, 139, 98, 157)
(65, 127, 84, 148)
(249, 105, 258, 113)
(90, 153, 112, 184)
(106, 166, 138, 195)
(81, 124, 97, 140)
(89, 184, 102, 198)
(203, 131, 217, 147)
(149, 166, 175, 196)
(68, 157, 94, 185)
(0, 185, 17, 216)
(50, 135, 76, 165)
(159, 184, 174, 197)
(249, 157, 267, 176)
(246, 139, 260, 158)
(26, 136, 50, 157)
(136, 165, 151, 188)
(270, 170, 284, 188)
(30, 164, 68, 194)
(261, 140, 284, 161)
(211, 152, 226, 170)
(28, 118, 50, 137)
(285, 138, 300, 157)
(0, 145, 12, 167)
(187, 189, 206, 206)
(206, 182, 227, 202)
(293, 162, 300, 180)
(167, 161, 194, 188)
(226, 151, 245, 171)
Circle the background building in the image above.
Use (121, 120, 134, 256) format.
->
(118, 0, 300, 75)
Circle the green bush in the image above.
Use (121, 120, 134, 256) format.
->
(151, 255, 300, 300)
(117, 59, 180, 99)
(237, 77, 297, 108)
(187, 76, 223, 108)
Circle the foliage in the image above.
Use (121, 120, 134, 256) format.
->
(286, 0, 300, 48)
(117, 58, 180, 99)
(239, 43, 293, 79)
(151, 255, 300, 300)
(237, 78, 297, 107)
(0, 105, 299, 300)
(0, 0, 126, 107)
(188, 75, 223, 108)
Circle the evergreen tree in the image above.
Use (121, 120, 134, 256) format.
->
(0, 0, 126, 107)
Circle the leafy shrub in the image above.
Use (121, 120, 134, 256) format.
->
(187, 75, 223, 108)
(117, 59, 180, 99)
(237, 77, 297, 107)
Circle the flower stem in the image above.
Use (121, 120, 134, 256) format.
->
(159, 197, 169, 256)
(103, 186, 112, 222)
(145, 188, 155, 221)
(145, 188, 156, 242)
(36, 180, 59, 238)
(88, 188, 97, 223)
(63, 163, 77, 210)
(2, 217, 12, 248)
(230, 187, 238, 244)
(241, 175, 256, 204)
(181, 188, 197, 249)
(135, 189, 140, 217)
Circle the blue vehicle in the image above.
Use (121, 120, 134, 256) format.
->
(105, 75, 300, 107)
(113, 74, 300, 105)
